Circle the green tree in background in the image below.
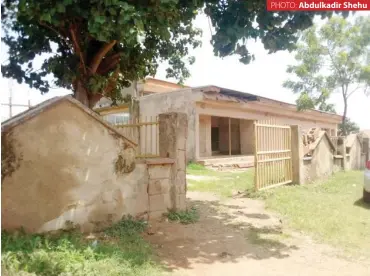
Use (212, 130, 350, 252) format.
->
(338, 117, 360, 136)
(2, 0, 347, 107)
(284, 16, 370, 135)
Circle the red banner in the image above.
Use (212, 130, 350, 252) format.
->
(267, 0, 370, 11)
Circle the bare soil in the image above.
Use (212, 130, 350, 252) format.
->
(145, 191, 370, 276)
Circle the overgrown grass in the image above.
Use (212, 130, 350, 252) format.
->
(1, 217, 164, 276)
(186, 163, 255, 197)
(262, 171, 370, 257)
(166, 207, 199, 224)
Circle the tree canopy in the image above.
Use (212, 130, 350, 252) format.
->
(284, 16, 370, 134)
(2, 0, 347, 107)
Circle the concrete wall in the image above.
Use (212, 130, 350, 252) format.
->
(196, 104, 338, 133)
(2, 102, 187, 233)
(2, 101, 141, 233)
(347, 138, 364, 170)
(199, 115, 211, 157)
(303, 135, 334, 183)
(139, 89, 201, 161)
(240, 119, 255, 154)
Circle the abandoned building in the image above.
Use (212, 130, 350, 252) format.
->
(94, 78, 342, 164)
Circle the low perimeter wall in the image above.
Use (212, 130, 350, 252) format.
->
(303, 132, 367, 184)
(2, 109, 187, 233)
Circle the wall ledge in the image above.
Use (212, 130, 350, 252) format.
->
(334, 155, 344, 159)
(137, 158, 175, 165)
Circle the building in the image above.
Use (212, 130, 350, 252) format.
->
(94, 78, 342, 162)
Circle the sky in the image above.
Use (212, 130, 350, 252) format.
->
(1, 12, 370, 129)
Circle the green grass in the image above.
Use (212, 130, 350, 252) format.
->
(186, 165, 370, 256)
(186, 163, 255, 197)
(1, 217, 164, 276)
(262, 171, 370, 256)
(166, 207, 200, 224)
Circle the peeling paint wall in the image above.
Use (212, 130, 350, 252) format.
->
(303, 136, 334, 183)
(1, 101, 178, 233)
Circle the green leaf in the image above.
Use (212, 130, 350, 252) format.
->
(95, 16, 106, 24)
(40, 13, 52, 23)
(56, 3, 66, 13)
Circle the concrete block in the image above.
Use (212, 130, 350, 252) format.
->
(175, 194, 186, 210)
(175, 170, 186, 194)
(149, 210, 166, 220)
(149, 193, 171, 212)
(148, 164, 171, 179)
(148, 178, 170, 195)
(176, 149, 186, 171)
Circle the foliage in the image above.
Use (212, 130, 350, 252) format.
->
(284, 16, 370, 133)
(166, 207, 199, 224)
(1, 217, 163, 276)
(338, 117, 360, 136)
(186, 164, 255, 197)
(262, 171, 370, 257)
(2, 0, 347, 106)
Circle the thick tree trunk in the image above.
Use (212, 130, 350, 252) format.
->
(74, 81, 102, 109)
(75, 81, 90, 106)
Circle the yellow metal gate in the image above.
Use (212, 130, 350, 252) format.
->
(254, 122, 293, 190)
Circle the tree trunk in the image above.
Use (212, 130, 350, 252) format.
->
(74, 81, 102, 109)
(75, 81, 90, 107)
(342, 94, 348, 136)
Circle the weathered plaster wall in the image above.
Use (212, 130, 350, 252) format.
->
(303, 136, 334, 183)
(347, 139, 363, 170)
(1, 101, 142, 233)
(139, 89, 201, 161)
(199, 115, 212, 157)
(240, 119, 255, 155)
(1, 102, 183, 233)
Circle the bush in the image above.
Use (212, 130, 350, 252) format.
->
(166, 207, 199, 224)
(1, 217, 163, 276)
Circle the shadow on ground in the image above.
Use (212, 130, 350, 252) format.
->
(354, 198, 370, 210)
(145, 195, 299, 272)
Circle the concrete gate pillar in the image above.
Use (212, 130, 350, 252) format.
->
(158, 112, 188, 210)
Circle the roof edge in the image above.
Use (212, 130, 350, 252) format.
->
(309, 131, 336, 153)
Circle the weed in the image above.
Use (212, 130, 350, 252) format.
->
(1, 217, 163, 276)
(166, 207, 199, 224)
(187, 162, 208, 171)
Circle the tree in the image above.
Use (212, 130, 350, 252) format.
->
(338, 117, 360, 136)
(284, 16, 370, 135)
(2, 0, 347, 108)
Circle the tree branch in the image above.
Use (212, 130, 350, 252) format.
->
(90, 40, 117, 74)
(69, 25, 87, 74)
(98, 58, 120, 75)
(347, 83, 362, 98)
(97, 53, 121, 75)
(103, 69, 120, 96)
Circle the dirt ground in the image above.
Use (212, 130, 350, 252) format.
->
(145, 191, 370, 276)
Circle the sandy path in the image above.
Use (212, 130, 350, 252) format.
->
(145, 191, 370, 276)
